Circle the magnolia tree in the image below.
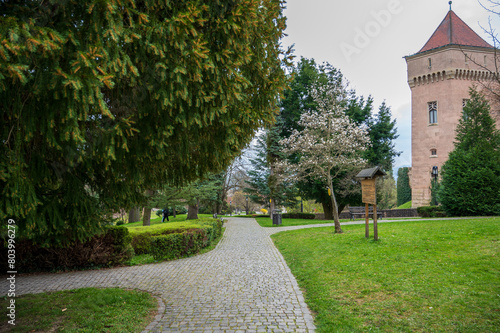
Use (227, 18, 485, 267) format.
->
(278, 83, 370, 233)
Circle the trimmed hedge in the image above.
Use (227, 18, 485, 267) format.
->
(282, 213, 315, 219)
(130, 228, 189, 255)
(0, 226, 134, 273)
(417, 206, 448, 218)
(130, 219, 223, 259)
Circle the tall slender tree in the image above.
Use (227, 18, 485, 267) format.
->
(397, 167, 412, 206)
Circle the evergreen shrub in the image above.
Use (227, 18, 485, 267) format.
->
(0, 226, 134, 273)
(282, 213, 315, 219)
(132, 219, 223, 258)
(417, 206, 447, 218)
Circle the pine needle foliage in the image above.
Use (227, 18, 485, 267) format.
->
(0, 0, 290, 246)
(439, 88, 500, 216)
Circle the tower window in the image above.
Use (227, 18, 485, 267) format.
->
(484, 55, 487, 66)
(428, 101, 438, 124)
(428, 58, 432, 69)
(465, 53, 469, 64)
(431, 149, 437, 156)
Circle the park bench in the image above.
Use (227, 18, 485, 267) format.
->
(348, 206, 383, 220)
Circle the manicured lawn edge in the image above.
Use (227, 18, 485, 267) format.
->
(0, 287, 158, 332)
(271, 218, 500, 332)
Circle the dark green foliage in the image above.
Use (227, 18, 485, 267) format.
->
(0, 226, 134, 273)
(244, 131, 297, 208)
(364, 102, 400, 173)
(417, 206, 447, 218)
(397, 167, 412, 206)
(278, 58, 399, 218)
(132, 219, 222, 257)
(0, 0, 289, 246)
(430, 180, 440, 206)
(282, 212, 315, 219)
(439, 89, 500, 216)
(150, 230, 207, 260)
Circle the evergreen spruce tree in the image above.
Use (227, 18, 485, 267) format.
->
(244, 131, 297, 210)
(439, 88, 500, 216)
(0, 0, 290, 246)
(397, 167, 412, 206)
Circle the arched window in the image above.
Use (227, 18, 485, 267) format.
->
(428, 101, 438, 124)
(430, 149, 437, 156)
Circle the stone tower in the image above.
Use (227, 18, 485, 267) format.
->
(404, 8, 497, 208)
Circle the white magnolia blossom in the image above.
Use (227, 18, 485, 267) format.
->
(275, 80, 370, 228)
(279, 105, 369, 183)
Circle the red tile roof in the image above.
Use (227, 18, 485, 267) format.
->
(418, 10, 493, 53)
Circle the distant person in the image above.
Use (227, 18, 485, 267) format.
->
(162, 208, 169, 222)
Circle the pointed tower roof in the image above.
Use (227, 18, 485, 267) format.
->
(417, 10, 493, 54)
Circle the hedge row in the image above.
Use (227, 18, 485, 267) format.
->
(282, 213, 315, 219)
(0, 226, 134, 273)
(417, 206, 448, 218)
(130, 219, 223, 260)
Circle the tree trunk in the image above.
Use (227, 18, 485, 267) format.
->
(328, 175, 343, 234)
(143, 207, 151, 226)
(172, 207, 176, 218)
(322, 201, 333, 220)
(128, 207, 141, 223)
(142, 189, 154, 226)
(270, 198, 275, 220)
(187, 199, 199, 220)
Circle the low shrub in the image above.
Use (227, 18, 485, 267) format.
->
(130, 219, 222, 257)
(252, 214, 270, 218)
(282, 213, 315, 219)
(0, 226, 134, 273)
(150, 229, 207, 260)
(417, 206, 448, 218)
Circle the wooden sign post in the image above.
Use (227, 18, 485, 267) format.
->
(356, 167, 386, 241)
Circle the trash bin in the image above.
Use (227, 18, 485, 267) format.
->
(272, 210, 282, 225)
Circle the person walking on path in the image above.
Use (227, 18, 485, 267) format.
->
(162, 208, 169, 222)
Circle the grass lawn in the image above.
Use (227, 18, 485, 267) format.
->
(271, 217, 500, 333)
(0, 288, 157, 332)
(124, 213, 216, 227)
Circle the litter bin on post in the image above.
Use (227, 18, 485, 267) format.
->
(272, 210, 282, 225)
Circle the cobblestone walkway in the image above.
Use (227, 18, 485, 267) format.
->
(1, 218, 315, 332)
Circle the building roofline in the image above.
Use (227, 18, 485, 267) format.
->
(404, 43, 497, 60)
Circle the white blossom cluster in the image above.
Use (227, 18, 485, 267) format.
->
(276, 81, 370, 184)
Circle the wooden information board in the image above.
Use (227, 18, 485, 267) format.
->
(361, 179, 376, 205)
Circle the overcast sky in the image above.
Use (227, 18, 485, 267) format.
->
(280, 0, 499, 173)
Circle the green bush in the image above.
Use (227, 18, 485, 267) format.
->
(0, 226, 134, 273)
(282, 212, 315, 219)
(417, 206, 447, 218)
(130, 219, 222, 257)
(150, 230, 207, 260)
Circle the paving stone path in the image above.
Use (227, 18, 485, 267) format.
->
(1, 218, 316, 332)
